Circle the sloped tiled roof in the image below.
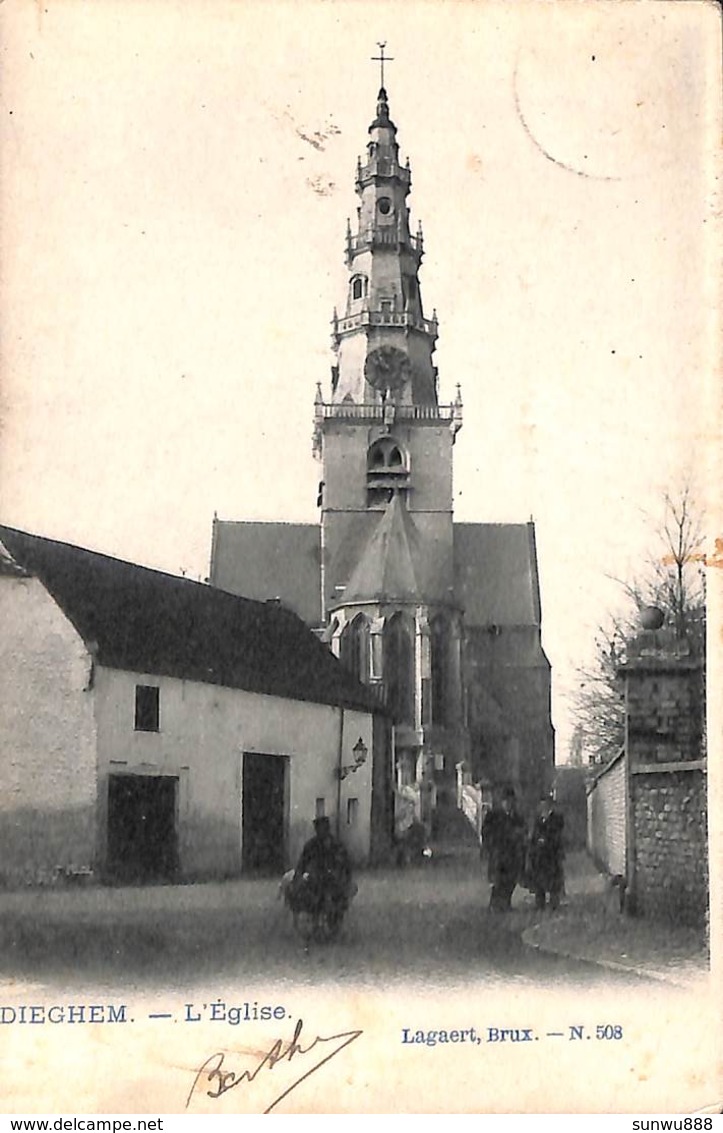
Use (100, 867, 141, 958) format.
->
(454, 522, 542, 627)
(0, 526, 379, 714)
(209, 516, 544, 628)
(210, 520, 321, 625)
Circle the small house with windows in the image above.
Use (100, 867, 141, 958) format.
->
(0, 526, 390, 887)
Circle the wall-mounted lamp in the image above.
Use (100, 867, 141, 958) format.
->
(338, 736, 368, 781)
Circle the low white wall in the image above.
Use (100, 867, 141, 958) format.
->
(0, 575, 97, 883)
(587, 753, 626, 877)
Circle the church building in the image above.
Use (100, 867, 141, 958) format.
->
(211, 75, 554, 828)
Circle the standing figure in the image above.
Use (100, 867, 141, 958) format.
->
(481, 786, 526, 912)
(289, 817, 354, 931)
(528, 793, 565, 911)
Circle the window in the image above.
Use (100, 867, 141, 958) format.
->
(431, 616, 449, 726)
(315, 797, 326, 818)
(340, 614, 370, 683)
(384, 613, 415, 725)
(395, 751, 415, 788)
(366, 437, 409, 507)
(352, 277, 363, 300)
(377, 197, 392, 215)
(370, 632, 383, 681)
(367, 437, 407, 473)
(347, 798, 359, 826)
(134, 685, 160, 732)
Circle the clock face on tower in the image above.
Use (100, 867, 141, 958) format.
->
(364, 346, 411, 394)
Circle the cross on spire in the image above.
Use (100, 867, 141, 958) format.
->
(372, 41, 394, 89)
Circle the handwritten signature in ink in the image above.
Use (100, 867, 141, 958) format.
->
(186, 1017, 364, 1114)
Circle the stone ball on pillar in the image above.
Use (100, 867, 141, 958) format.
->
(639, 605, 665, 631)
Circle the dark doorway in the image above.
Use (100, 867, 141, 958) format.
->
(242, 753, 287, 874)
(107, 774, 179, 883)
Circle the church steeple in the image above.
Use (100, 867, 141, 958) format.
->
(313, 59, 462, 624)
(330, 77, 441, 409)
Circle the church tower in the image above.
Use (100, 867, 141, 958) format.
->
(210, 54, 554, 838)
(313, 71, 466, 815)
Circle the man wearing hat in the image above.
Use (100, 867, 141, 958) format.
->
(481, 786, 526, 912)
(291, 816, 353, 924)
(527, 792, 565, 911)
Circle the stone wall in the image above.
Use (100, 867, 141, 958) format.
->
(631, 769, 708, 925)
(621, 628, 707, 927)
(587, 753, 626, 876)
(627, 666, 702, 766)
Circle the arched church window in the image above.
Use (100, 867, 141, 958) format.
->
(340, 614, 370, 684)
(366, 437, 409, 508)
(383, 613, 415, 725)
(351, 276, 366, 301)
(366, 437, 408, 473)
(431, 615, 449, 727)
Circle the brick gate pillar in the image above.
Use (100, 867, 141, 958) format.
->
(619, 625, 707, 926)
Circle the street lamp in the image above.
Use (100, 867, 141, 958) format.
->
(338, 736, 368, 780)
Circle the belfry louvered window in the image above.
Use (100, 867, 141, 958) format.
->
(367, 436, 409, 507)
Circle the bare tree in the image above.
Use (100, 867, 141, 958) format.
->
(617, 483, 706, 646)
(569, 484, 706, 766)
(570, 613, 628, 766)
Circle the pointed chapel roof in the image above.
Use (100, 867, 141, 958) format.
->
(339, 493, 425, 606)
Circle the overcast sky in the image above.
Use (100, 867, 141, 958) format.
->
(1, 0, 719, 757)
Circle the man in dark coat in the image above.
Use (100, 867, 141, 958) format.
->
(528, 793, 565, 911)
(291, 816, 353, 916)
(481, 787, 526, 912)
